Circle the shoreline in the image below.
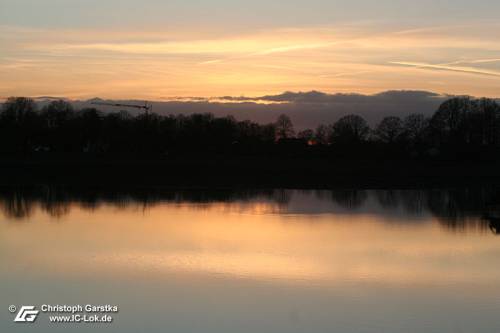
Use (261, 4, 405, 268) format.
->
(2, 156, 500, 188)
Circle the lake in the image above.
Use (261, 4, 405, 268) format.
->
(1, 187, 500, 332)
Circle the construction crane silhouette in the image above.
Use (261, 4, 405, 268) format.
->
(91, 101, 152, 115)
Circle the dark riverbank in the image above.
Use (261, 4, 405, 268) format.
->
(2, 155, 500, 188)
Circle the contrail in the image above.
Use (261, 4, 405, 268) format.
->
(389, 61, 500, 77)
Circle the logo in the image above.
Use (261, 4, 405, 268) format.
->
(14, 306, 39, 323)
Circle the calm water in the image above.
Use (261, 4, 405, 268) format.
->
(1, 188, 500, 332)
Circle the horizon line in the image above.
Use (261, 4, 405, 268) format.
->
(2, 89, 494, 104)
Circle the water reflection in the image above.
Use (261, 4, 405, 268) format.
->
(1, 186, 500, 234)
(2, 186, 500, 333)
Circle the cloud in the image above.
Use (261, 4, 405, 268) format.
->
(32, 90, 452, 130)
(3, 22, 500, 99)
(197, 41, 338, 66)
(197, 59, 224, 65)
(389, 61, 500, 78)
(252, 42, 338, 55)
(441, 58, 500, 65)
(215, 90, 443, 104)
(45, 34, 338, 58)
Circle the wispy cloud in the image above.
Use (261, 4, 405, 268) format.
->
(197, 59, 224, 65)
(41, 29, 339, 58)
(252, 42, 337, 55)
(196, 40, 338, 66)
(440, 58, 500, 66)
(319, 70, 374, 78)
(389, 61, 500, 78)
(3, 21, 500, 99)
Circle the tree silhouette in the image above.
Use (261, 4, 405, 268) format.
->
(430, 97, 473, 145)
(375, 116, 404, 144)
(315, 124, 331, 145)
(468, 98, 500, 145)
(0, 96, 499, 160)
(330, 114, 370, 144)
(0, 97, 39, 153)
(275, 114, 295, 140)
(430, 97, 500, 148)
(42, 100, 74, 129)
(403, 113, 429, 145)
(297, 129, 314, 141)
(1, 97, 37, 123)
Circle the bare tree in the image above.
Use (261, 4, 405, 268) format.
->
(315, 124, 331, 145)
(275, 114, 295, 140)
(403, 114, 429, 145)
(375, 116, 403, 143)
(330, 114, 370, 144)
(297, 129, 314, 141)
(42, 100, 74, 129)
(1, 97, 37, 123)
(430, 97, 473, 144)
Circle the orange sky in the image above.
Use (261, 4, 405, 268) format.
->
(1, 1, 500, 99)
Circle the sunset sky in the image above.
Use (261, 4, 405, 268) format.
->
(1, 0, 500, 99)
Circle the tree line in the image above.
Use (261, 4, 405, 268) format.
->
(1, 96, 500, 159)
